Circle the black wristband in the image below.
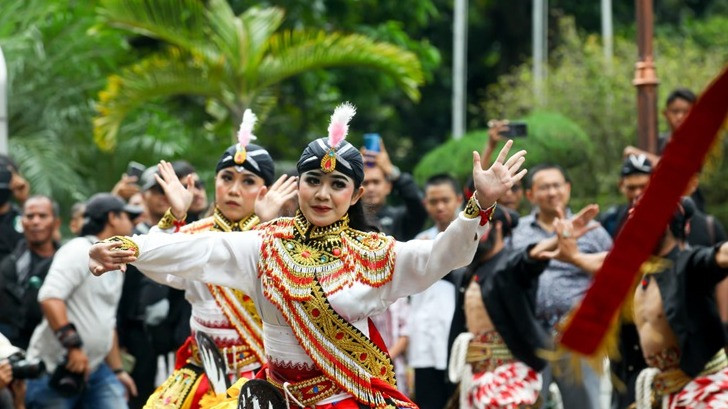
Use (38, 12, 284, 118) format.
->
(55, 323, 83, 349)
(112, 368, 125, 375)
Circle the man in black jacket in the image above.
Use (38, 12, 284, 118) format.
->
(361, 141, 426, 241)
(0, 195, 59, 349)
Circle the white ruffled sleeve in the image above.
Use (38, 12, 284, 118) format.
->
(382, 212, 489, 304)
(129, 230, 262, 296)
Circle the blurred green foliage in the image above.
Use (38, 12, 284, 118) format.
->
(479, 15, 727, 217)
(2, 0, 727, 231)
(1, 0, 203, 210)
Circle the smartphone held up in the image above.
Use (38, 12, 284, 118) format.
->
(363, 133, 381, 152)
(497, 121, 528, 138)
(363, 133, 381, 168)
(126, 161, 146, 179)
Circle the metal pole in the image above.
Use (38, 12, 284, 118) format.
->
(633, 0, 659, 153)
(0, 45, 8, 155)
(452, 0, 468, 139)
(601, 0, 613, 66)
(532, 0, 547, 105)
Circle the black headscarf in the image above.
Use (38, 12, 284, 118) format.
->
(216, 143, 275, 187)
(296, 138, 364, 187)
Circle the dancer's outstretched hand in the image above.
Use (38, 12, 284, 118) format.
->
(472, 140, 527, 208)
(254, 174, 298, 222)
(154, 160, 194, 220)
(89, 241, 136, 276)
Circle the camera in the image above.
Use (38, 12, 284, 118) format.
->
(126, 161, 146, 180)
(49, 357, 85, 397)
(497, 121, 528, 138)
(7, 352, 45, 379)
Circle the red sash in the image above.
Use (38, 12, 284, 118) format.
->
(560, 67, 728, 355)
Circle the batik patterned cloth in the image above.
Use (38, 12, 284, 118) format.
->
(463, 361, 541, 409)
(664, 366, 728, 409)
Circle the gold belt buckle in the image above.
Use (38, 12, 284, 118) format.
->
(467, 342, 492, 361)
(481, 344, 492, 359)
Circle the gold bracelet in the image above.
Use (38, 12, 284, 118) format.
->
(104, 236, 140, 258)
(158, 207, 186, 230)
(464, 194, 497, 225)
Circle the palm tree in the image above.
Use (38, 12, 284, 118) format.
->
(93, 0, 425, 151)
(2, 0, 135, 204)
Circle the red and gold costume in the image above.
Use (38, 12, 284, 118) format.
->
(143, 208, 264, 409)
(112, 195, 493, 408)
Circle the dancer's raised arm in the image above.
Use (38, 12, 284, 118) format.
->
(384, 140, 527, 301)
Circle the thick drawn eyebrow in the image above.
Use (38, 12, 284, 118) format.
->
(330, 175, 350, 182)
(222, 168, 254, 177)
(303, 170, 351, 183)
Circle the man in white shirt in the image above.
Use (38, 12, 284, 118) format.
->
(408, 174, 463, 409)
(25, 194, 140, 409)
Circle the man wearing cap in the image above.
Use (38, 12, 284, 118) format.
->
(116, 161, 205, 408)
(0, 195, 60, 350)
(136, 162, 208, 234)
(599, 154, 654, 409)
(25, 193, 140, 408)
(137, 165, 174, 234)
(600, 154, 653, 239)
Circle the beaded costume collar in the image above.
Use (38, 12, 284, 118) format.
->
(213, 207, 259, 232)
(292, 210, 349, 241)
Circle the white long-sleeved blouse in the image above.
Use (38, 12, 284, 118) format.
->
(128, 210, 487, 402)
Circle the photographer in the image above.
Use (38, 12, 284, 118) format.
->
(25, 194, 139, 408)
(0, 195, 60, 350)
(0, 333, 28, 409)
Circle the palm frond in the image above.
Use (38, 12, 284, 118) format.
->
(258, 30, 424, 101)
(239, 6, 285, 75)
(203, 0, 245, 73)
(11, 132, 90, 203)
(96, 0, 213, 57)
(204, 2, 285, 81)
(93, 48, 226, 151)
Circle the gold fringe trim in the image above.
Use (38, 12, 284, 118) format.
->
(206, 378, 250, 409)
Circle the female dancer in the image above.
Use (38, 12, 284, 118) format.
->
(90, 103, 526, 408)
(142, 110, 297, 408)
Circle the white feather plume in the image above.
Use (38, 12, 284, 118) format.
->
(327, 102, 356, 148)
(237, 109, 258, 147)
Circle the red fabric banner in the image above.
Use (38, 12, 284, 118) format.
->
(560, 67, 728, 354)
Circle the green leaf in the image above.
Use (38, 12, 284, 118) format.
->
(258, 30, 424, 101)
(94, 48, 226, 151)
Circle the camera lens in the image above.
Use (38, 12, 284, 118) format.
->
(49, 358, 86, 397)
(9, 354, 46, 379)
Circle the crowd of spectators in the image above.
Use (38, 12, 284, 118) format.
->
(1, 87, 725, 409)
